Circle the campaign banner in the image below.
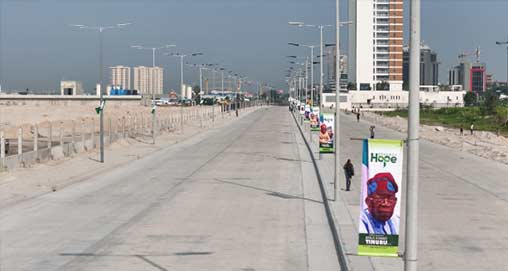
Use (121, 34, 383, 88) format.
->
(299, 103, 305, 115)
(304, 105, 311, 122)
(310, 107, 320, 131)
(318, 113, 335, 153)
(358, 139, 404, 257)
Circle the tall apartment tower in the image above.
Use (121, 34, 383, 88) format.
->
(133, 66, 164, 95)
(348, 0, 404, 91)
(110, 65, 131, 89)
(403, 44, 440, 88)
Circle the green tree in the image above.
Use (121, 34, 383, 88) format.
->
(485, 92, 499, 114)
(464, 92, 476, 107)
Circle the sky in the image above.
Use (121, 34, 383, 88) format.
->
(0, 0, 507, 94)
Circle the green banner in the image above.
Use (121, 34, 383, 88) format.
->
(319, 113, 335, 153)
(358, 139, 403, 257)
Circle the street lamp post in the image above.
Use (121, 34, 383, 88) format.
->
(70, 23, 131, 163)
(131, 44, 175, 144)
(496, 37, 508, 83)
(405, 0, 421, 270)
(289, 22, 333, 111)
(168, 52, 203, 131)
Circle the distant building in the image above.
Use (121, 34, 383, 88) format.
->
(110, 65, 131, 90)
(403, 44, 440, 89)
(348, 0, 404, 91)
(448, 61, 486, 93)
(326, 46, 348, 92)
(60, 81, 83, 96)
(133, 66, 164, 95)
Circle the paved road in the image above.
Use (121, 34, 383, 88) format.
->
(0, 107, 339, 271)
(309, 111, 508, 271)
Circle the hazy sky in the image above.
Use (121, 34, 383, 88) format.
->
(0, 0, 507, 93)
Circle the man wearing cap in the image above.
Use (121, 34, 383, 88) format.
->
(359, 172, 400, 235)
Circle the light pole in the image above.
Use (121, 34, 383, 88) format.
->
(131, 44, 175, 144)
(405, 0, 421, 270)
(70, 22, 131, 163)
(289, 22, 333, 110)
(131, 44, 175, 67)
(496, 37, 508, 83)
(220, 68, 225, 95)
(289, 43, 318, 107)
(168, 52, 203, 131)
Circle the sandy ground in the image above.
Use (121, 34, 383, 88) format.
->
(361, 111, 508, 165)
(0, 104, 259, 208)
(0, 103, 221, 138)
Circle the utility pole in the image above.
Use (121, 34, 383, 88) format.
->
(405, 0, 421, 270)
(495, 36, 508, 83)
(71, 23, 131, 162)
(333, 0, 340, 201)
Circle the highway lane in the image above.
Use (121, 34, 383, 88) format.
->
(0, 107, 338, 271)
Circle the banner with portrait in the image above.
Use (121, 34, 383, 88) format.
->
(304, 105, 311, 122)
(318, 113, 335, 153)
(358, 139, 404, 257)
(299, 102, 305, 115)
(310, 107, 320, 131)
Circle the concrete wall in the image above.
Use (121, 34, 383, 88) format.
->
(0, 95, 142, 107)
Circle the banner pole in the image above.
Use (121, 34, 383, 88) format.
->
(405, 0, 421, 269)
(333, 0, 341, 202)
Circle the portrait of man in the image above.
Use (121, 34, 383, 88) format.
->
(319, 124, 330, 144)
(359, 172, 399, 235)
(310, 113, 319, 128)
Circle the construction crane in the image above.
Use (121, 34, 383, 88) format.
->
(458, 47, 481, 63)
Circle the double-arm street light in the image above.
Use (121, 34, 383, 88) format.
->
(288, 43, 317, 106)
(131, 44, 175, 144)
(131, 44, 176, 68)
(167, 52, 203, 131)
(166, 52, 204, 98)
(288, 56, 309, 105)
(496, 37, 508, 83)
(289, 22, 332, 110)
(70, 22, 131, 163)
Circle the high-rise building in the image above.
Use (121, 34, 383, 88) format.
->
(133, 66, 164, 95)
(448, 61, 486, 93)
(349, 0, 404, 91)
(110, 65, 131, 90)
(326, 45, 348, 92)
(403, 44, 440, 88)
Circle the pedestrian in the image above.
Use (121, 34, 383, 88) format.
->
(470, 123, 474, 135)
(356, 112, 360, 122)
(459, 126, 464, 136)
(370, 126, 375, 139)
(343, 159, 355, 191)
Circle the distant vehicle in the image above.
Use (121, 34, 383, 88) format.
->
(178, 98, 193, 106)
(201, 95, 216, 105)
(155, 98, 170, 106)
(168, 98, 178, 105)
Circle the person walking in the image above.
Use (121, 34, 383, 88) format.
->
(369, 126, 375, 139)
(356, 112, 360, 122)
(343, 159, 355, 191)
(460, 126, 464, 136)
(470, 123, 474, 135)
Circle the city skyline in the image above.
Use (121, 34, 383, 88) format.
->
(0, 0, 507, 93)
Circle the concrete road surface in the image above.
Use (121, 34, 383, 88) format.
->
(309, 111, 508, 271)
(0, 107, 339, 271)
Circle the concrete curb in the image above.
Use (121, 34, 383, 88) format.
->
(291, 111, 349, 271)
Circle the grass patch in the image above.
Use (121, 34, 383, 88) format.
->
(379, 107, 508, 136)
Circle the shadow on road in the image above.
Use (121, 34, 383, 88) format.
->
(215, 179, 322, 204)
